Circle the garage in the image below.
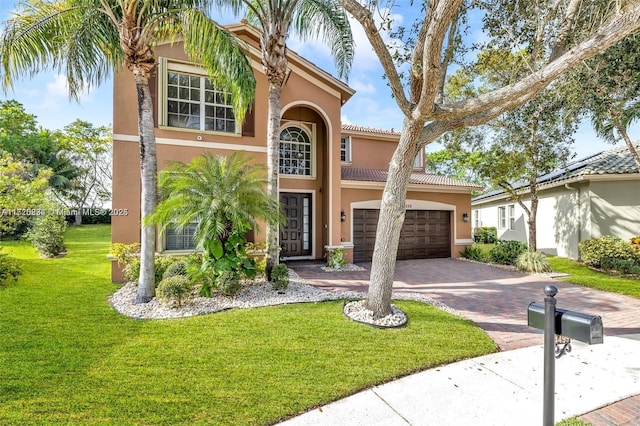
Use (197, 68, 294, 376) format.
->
(352, 209, 451, 262)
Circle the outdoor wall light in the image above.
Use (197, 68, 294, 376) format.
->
(462, 212, 469, 222)
(340, 210, 346, 222)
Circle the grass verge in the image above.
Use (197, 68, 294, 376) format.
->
(0, 225, 497, 425)
(548, 256, 640, 299)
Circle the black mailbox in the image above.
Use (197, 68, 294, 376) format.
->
(528, 302, 603, 345)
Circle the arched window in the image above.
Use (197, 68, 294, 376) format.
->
(279, 126, 312, 176)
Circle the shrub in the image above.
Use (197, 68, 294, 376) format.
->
(163, 260, 188, 279)
(156, 275, 192, 307)
(271, 263, 289, 291)
(579, 235, 640, 268)
(489, 240, 527, 265)
(25, 213, 67, 257)
(154, 256, 176, 285)
(216, 270, 241, 296)
(326, 247, 346, 269)
(0, 248, 21, 286)
(473, 226, 498, 244)
(460, 245, 486, 262)
(612, 259, 636, 275)
(515, 251, 552, 273)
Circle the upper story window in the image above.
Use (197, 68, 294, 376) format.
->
(280, 125, 312, 176)
(166, 71, 235, 133)
(158, 59, 238, 134)
(340, 136, 352, 163)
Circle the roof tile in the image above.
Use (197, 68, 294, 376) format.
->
(342, 167, 481, 188)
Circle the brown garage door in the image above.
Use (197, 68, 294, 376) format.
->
(352, 209, 451, 262)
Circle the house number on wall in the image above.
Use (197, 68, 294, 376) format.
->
(405, 204, 412, 209)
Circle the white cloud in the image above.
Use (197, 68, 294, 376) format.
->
(42, 74, 92, 109)
(349, 79, 376, 95)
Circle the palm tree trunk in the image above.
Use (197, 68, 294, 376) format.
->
(618, 126, 640, 170)
(134, 70, 157, 304)
(366, 119, 423, 318)
(265, 81, 282, 280)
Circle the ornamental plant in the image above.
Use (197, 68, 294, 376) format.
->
(0, 247, 21, 286)
(326, 247, 346, 269)
(25, 212, 67, 258)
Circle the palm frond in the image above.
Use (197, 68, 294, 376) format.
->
(292, 0, 354, 79)
(1, 0, 121, 98)
(180, 9, 256, 123)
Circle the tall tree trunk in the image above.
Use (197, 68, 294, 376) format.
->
(262, 27, 287, 281)
(618, 126, 640, 170)
(528, 192, 538, 252)
(366, 119, 424, 318)
(134, 70, 157, 304)
(265, 81, 282, 281)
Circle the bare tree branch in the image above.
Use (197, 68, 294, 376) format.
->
(430, 2, 640, 122)
(340, 0, 412, 115)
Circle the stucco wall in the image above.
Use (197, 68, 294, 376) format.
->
(472, 182, 591, 260)
(590, 180, 640, 240)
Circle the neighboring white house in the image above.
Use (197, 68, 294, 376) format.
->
(472, 144, 640, 259)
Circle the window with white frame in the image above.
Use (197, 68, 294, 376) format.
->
(413, 150, 425, 170)
(340, 136, 352, 163)
(508, 204, 515, 230)
(498, 206, 506, 229)
(279, 126, 312, 176)
(165, 223, 198, 251)
(163, 65, 236, 133)
(473, 210, 481, 228)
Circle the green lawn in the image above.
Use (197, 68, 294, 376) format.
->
(0, 225, 497, 425)
(548, 256, 640, 299)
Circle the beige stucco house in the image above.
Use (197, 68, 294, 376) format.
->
(110, 22, 479, 281)
(472, 144, 640, 259)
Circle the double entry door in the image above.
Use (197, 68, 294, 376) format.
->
(279, 193, 312, 258)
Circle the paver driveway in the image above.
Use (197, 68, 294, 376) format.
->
(290, 258, 640, 351)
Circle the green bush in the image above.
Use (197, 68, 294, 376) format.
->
(25, 213, 67, 257)
(515, 251, 552, 273)
(489, 240, 527, 265)
(460, 246, 486, 262)
(163, 260, 188, 279)
(0, 248, 21, 286)
(216, 270, 241, 296)
(154, 256, 176, 285)
(271, 263, 289, 291)
(612, 259, 636, 275)
(117, 253, 179, 285)
(326, 247, 346, 269)
(156, 275, 192, 307)
(473, 226, 498, 244)
(578, 235, 640, 268)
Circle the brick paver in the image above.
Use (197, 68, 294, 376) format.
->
(289, 258, 640, 425)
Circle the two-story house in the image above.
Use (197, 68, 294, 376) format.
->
(110, 22, 479, 281)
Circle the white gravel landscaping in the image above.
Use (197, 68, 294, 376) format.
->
(109, 269, 462, 324)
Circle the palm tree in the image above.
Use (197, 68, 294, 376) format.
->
(222, 0, 354, 279)
(148, 151, 283, 286)
(0, 0, 256, 303)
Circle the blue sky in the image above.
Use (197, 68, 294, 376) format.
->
(0, 2, 635, 160)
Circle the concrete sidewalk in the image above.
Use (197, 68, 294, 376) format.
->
(278, 335, 640, 425)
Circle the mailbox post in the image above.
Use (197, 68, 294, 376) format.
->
(543, 286, 557, 426)
(527, 286, 604, 426)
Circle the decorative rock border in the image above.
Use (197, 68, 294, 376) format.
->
(343, 300, 408, 328)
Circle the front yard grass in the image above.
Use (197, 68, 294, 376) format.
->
(0, 225, 497, 425)
(548, 256, 640, 299)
